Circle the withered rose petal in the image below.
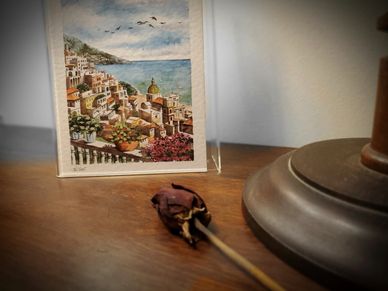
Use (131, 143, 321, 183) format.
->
(151, 184, 211, 244)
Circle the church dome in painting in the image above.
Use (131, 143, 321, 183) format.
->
(147, 78, 160, 94)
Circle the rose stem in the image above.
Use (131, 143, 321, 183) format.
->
(194, 218, 286, 291)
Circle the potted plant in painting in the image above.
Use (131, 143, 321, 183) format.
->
(110, 123, 141, 152)
(69, 114, 82, 140)
(83, 116, 102, 143)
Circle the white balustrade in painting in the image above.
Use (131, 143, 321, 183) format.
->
(71, 145, 139, 165)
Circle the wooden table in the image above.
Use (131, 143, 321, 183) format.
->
(0, 131, 326, 290)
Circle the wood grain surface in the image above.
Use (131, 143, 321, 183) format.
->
(0, 144, 326, 291)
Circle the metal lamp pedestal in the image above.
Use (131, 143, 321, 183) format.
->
(242, 13, 388, 290)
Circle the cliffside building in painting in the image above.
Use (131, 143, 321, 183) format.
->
(64, 47, 194, 150)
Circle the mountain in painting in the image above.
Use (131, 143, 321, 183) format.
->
(64, 34, 130, 65)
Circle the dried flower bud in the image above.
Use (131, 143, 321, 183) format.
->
(151, 184, 211, 245)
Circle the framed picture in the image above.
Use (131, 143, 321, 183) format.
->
(45, 0, 207, 177)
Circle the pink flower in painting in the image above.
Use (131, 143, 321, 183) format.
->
(146, 133, 193, 162)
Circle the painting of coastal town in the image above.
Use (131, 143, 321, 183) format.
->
(46, 0, 206, 176)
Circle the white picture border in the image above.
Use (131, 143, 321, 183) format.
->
(45, 0, 207, 177)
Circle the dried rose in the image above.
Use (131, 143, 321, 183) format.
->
(151, 184, 211, 245)
(151, 185, 285, 291)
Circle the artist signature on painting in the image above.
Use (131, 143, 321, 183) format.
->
(72, 166, 86, 172)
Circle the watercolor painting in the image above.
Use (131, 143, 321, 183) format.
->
(61, 0, 198, 166)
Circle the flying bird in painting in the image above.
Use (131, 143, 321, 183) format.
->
(149, 24, 155, 28)
(137, 21, 148, 25)
(116, 26, 121, 30)
(160, 22, 166, 25)
(150, 16, 157, 21)
(104, 30, 110, 33)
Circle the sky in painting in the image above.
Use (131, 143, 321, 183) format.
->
(61, 0, 190, 61)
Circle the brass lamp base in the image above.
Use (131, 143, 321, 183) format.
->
(242, 138, 388, 290)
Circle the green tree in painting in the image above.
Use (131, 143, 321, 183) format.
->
(77, 83, 90, 93)
(112, 104, 120, 113)
(120, 81, 137, 96)
(79, 43, 92, 55)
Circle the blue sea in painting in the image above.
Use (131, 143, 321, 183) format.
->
(97, 60, 192, 105)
